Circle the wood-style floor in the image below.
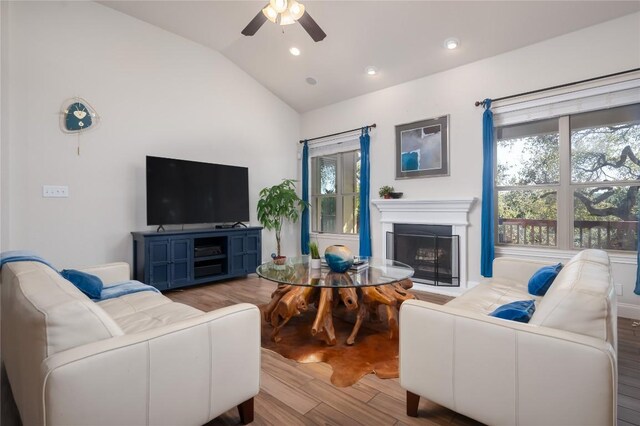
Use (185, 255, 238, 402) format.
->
(166, 276, 640, 426)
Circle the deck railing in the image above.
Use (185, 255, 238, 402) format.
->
(498, 218, 638, 250)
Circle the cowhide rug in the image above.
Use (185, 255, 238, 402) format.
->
(260, 305, 399, 387)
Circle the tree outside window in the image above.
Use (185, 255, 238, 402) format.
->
(311, 150, 360, 234)
(496, 103, 640, 251)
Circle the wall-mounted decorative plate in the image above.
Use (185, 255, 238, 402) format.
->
(60, 97, 100, 134)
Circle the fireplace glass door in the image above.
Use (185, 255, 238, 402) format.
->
(386, 228, 460, 287)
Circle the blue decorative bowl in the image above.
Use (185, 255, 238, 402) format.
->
(324, 245, 354, 273)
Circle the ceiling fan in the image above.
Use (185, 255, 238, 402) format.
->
(241, 0, 327, 42)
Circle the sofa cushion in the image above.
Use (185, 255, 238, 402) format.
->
(529, 249, 614, 342)
(528, 263, 562, 296)
(98, 291, 204, 334)
(446, 278, 541, 315)
(2, 262, 123, 357)
(61, 269, 104, 299)
(489, 300, 536, 323)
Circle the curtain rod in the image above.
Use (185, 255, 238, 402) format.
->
(299, 123, 376, 144)
(474, 68, 640, 107)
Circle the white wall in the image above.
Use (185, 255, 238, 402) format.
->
(1, 1, 8, 253)
(2, 1, 301, 267)
(301, 13, 640, 317)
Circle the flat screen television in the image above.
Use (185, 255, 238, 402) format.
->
(146, 156, 250, 226)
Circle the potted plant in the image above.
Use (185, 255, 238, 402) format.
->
(257, 179, 306, 265)
(309, 241, 322, 269)
(379, 185, 394, 199)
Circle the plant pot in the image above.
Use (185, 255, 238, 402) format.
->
(310, 258, 322, 269)
(324, 245, 354, 273)
(273, 256, 287, 266)
(383, 194, 392, 199)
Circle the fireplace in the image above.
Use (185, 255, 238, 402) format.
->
(372, 198, 476, 295)
(386, 224, 460, 287)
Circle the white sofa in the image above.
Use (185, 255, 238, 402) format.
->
(1, 261, 260, 426)
(400, 249, 617, 426)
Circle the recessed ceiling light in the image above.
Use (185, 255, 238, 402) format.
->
(444, 38, 459, 50)
(289, 47, 301, 56)
(365, 66, 378, 76)
(306, 77, 317, 85)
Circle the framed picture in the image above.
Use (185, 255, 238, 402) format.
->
(395, 115, 449, 179)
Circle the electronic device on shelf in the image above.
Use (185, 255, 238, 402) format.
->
(194, 264, 223, 278)
(194, 246, 222, 258)
(146, 156, 250, 227)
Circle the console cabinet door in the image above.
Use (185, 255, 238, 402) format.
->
(245, 231, 261, 273)
(229, 234, 246, 275)
(170, 238, 192, 287)
(148, 239, 170, 290)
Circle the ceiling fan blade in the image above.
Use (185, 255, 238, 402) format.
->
(297, 11, 326, 42)
(241, 9, 268, 36)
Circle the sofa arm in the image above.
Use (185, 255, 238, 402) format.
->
(399, 300, 616, 426)
(492, 257, 556, 286)
(42, 303, 260, 426)
(79, 262, 130, 286)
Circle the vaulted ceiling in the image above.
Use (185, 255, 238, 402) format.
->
(101, 1, 640, 112)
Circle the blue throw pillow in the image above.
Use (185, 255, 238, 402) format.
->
(61, 269, 104, 299)
(489, 300, 536, 323)
(528, 263, 563, 296)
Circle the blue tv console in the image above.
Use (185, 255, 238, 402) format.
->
(131, 227, 262, 291)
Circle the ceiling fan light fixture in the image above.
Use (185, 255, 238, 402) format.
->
(242, 0, 324, 42)
(262, 5, 278, 23)
(270, 0, 288, 14)
(279, 10, 296, 26)
(288, 0, 305, 20)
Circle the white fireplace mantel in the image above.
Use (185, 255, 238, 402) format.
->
(372, 198, 477, 296)
(372, 198, 476, 225)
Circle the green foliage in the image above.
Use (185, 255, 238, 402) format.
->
(571, 124, 640, 183)
(308, 241, 320, 259)
(498, 123, 640, 223)
(319, 158, 337, 194)
(378, 185, 394, 197)
(498, 190, 556, 220)
(497, 134, 559, 186)
(257, 179, 306, 256)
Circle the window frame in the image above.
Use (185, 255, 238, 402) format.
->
(494, 106, 640, 252)
(311, 149, 360, 235)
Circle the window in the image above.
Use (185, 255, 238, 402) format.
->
(311, 150, 360, 234)
(496, 103, 640, 251)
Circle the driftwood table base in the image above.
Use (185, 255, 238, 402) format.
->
(260, 302, 404, 387)
(262, 278, 416, 346)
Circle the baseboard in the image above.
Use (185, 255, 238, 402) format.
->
(619, 302, 640, 320)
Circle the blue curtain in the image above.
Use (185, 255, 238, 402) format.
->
(359, 128, 372, 257)
(301, 141, 310, 255)
(481, 99, 495, 277)
(636, 207, 640, 295)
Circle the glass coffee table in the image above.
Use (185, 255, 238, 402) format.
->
(256, 256, 415, 346)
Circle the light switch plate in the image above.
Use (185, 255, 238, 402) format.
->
(615, 283, 623, 296)
(43, 185, 69, 198)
